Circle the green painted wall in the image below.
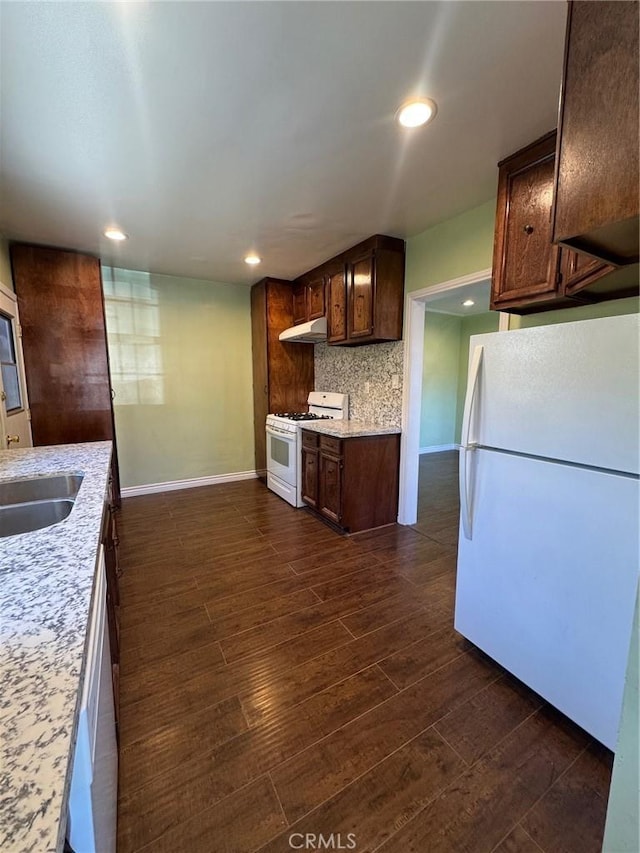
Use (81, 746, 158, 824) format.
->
(513, 295, 639, 329)
(405, 199, 496, 293)
(421, 312, 461, 448)
(102, 266, 254, 489)
(421, 311, 500, 450)
(603, 589, 640, 853)
(0, 238, 14, 292)
(454, 312, 500, 442)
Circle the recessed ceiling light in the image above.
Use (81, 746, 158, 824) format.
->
(462, 299, 475, 307)
(244, 255, 261, 266)
(103, 227, 127, 241)
(396, 98, 437, 128)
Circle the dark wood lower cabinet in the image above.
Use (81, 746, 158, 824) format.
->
(301, 430, 400, 533)
(301, 433, 319, 509)
(101, 479, 120, 738)
(319, 452, 342, 525)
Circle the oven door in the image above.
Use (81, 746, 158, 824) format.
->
(266, 425, 297, 487)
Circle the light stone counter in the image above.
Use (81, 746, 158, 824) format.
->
(300, 420, 401, 438)
(0, 441, 112, 853)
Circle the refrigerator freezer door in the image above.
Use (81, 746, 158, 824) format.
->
(467, 314, 639, 475)
(455, 448, 639, 749)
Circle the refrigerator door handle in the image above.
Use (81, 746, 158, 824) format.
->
(460, 345, 483, 540)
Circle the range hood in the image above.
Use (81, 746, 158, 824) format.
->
(279, 316, 327, 343)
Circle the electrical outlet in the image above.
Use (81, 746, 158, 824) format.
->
(391, 374, 400, 390)
(364, 381, 370, 394)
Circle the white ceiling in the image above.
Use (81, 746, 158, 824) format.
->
(426, 278, 491, 316)
(0, 1, 567, 285)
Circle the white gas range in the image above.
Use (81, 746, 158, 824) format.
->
(266, 391, 349, 508)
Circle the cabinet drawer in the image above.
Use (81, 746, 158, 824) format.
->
(320, 435, 342, 456)
(302, 431, 319, 449)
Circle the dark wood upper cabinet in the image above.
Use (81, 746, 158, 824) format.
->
(559, 249, 615, 299)
(307, 273, 326, 320)
(491, 131, 632, 314)
(292, 271, 326, 325)
(292, 281, 307, 324)
(491, 133, 563, 312)
(552, 1, 639, 265)
(10, 243, 121, 503)
(326, 264, 347, 344)
(327, 235, 405, 346)
(291, 235, 404, 344)
(250, 278, 314, 473)
(348, 252, 375, 340)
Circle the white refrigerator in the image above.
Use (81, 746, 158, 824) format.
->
(455, 313, 639, 750)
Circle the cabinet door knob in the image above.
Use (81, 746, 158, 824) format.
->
(523, 225, 534, 234)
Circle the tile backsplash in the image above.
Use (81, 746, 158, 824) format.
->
(314, 341, 404, 427)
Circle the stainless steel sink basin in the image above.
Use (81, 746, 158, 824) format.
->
(0, 499, 75, 537)
(0, 474, 83, 506)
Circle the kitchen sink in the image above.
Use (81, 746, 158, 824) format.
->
(0, 474, 83, 537)
(0, 499, 75, 537)
(0, 474, 83, 506)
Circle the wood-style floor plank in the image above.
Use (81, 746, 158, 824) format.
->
(116, 452, 613, 853)
(434, 674, 543, 766)
(118, 667, 396, 851)
(119, 695, 248, 793)
(270, 651, 500, 823)
(239, 606, 451, 728)
(519, 742, 613, 853)
(492, 824, 545, 853)
(133, 776, 287, 853)
(373, 707, 587, 853)
(258, 728, 465, 853)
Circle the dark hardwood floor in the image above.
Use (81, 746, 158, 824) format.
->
(116, 451, 612, 852)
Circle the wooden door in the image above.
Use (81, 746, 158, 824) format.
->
(307, 274, 325, 320)
(327, 265, 347, 343)
(348, 253, 374, 339)
(490, 133, 562, 311)
(560, 249, 615, 297)
(292, 280, 307, 324)
(265, 280, 313, 414)
(301, 446, 319, 508)
(250, 281, 268, 473)
(552, 1, 639, 264)
(11, 244, 121, 500)
(319, 451, 342, 525)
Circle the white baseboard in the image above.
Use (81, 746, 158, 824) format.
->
(121, 470, 259, 498)
(419, 443, 459, 454)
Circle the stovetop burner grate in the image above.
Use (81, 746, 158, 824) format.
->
(272, 412, 332, 421)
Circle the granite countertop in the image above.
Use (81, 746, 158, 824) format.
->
(0, 441, 112, 853)
(300, 420, 401, 438)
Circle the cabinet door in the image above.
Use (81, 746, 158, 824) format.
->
(327, 265, 347, 343)
(319, 452, 342, 525)
(301, 447, 319, 508)
(348, 253, 374, 339)
(559, 249, 615, 298)
(491, 134, 561, 311)
(307, 274, 326, 320)
(552, 1, 639, 265)
(292, 281, 307, 325)
(11, 244, 121, 502)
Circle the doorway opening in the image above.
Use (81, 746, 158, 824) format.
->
(398, 267, 500, 526)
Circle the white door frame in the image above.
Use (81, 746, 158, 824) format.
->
(397, 267, 501, 525)
(0, 280, 33, 448)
